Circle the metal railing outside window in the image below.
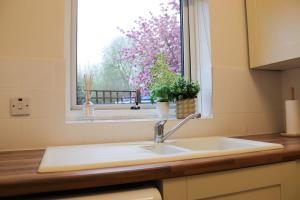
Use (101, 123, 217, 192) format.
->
(76, 90, 151, 105)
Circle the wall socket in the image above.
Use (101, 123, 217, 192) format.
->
(10, 98, 31, 116)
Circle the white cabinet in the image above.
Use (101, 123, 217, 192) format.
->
(246, 0, 300, 70)
(297, 161, 300, 199)
(161, 162, 297, 200)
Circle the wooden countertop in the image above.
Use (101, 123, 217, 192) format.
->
(1, 133, 300, 197)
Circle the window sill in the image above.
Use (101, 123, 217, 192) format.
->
(65, 108, 177, 124)
(65, 117, 179, 124)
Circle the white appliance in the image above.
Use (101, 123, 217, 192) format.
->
(46, 186, 162, 200)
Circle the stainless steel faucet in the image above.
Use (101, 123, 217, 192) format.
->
(154, 113, 201, 143)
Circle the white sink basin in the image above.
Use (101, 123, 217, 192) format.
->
(168, 137, 279, 151)
(142, 144, 188, 155)
(39, 137, 283, 173)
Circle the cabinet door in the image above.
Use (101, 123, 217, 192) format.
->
(246, 0, 300, 69)
(160, 177, 188, 200)
(200, 186, 281, 200)
(297, 161, 300, 199)
(186, 162, 295, 200)
(161, 162, 297, 200)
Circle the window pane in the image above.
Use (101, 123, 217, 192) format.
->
(76, 0, 183, 105)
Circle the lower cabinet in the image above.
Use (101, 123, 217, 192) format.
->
(297, 160, 300, 199)
(160, 162, 298, 200)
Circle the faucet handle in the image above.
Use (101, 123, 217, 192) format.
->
(154, 120, 167, 143)
(154, 120, 167, 133)
(155, 120, 167, 128)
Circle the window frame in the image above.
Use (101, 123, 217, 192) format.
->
(65, 0, 211, 121)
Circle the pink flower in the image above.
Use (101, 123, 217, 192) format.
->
(119, 0, 181, 95)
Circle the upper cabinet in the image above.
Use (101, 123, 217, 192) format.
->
(246, 0, 300, 70)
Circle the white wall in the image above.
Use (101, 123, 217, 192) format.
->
(0, 0, 283, 150)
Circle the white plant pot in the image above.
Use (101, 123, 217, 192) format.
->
(156, 102, 170, 119)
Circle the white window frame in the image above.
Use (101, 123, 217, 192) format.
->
(65, 0, 212, 121)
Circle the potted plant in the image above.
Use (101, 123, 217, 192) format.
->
(148, 53, 179, 118)
(150, 85, 173, 118)
(170, 78, 200, 119)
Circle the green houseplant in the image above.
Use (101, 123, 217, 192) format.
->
(170, 78, 200, 119)
(148, 53, 179, 118)
(150, 85, 173, 118)
(150, 85, 173, 104)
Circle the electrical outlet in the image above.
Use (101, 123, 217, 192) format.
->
(10, 98, 30, 116)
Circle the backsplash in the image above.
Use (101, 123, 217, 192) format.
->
(0, 0, 283, 150)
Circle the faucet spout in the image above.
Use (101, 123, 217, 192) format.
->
(154, 113, 201, 143)
(154, 120, 167, 143)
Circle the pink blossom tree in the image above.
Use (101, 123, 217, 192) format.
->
(118, 0, 181, 95)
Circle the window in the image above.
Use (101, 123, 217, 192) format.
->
(66, 0, 212, 120)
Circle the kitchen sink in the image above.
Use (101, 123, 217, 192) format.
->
(142, 144, 188, 155)
(167, 137, 280, 152)
(39, 137, 283, 173)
